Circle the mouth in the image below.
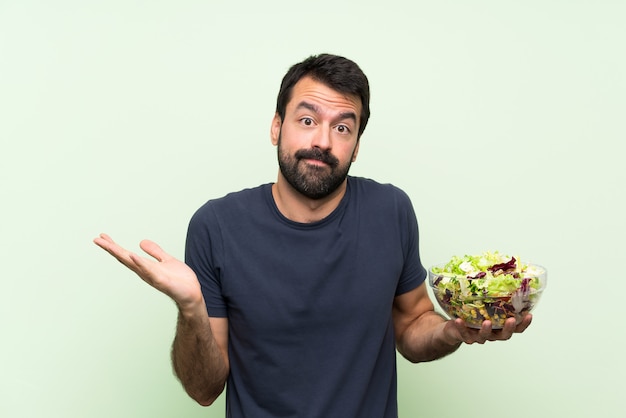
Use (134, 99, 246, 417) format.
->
(301, 158, 329, 167)
(295, 149, 338, 168)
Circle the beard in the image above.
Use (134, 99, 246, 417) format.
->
(277, 133, 354, 200)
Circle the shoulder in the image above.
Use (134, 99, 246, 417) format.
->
(198, 183, 270, 210)
(349, 176, 408, 194)
(348, 176, 413, 207)
(190, 184, 272, 224)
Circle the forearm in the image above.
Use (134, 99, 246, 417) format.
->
(171, 304, 228, 406)
(396, 311, 461, 363)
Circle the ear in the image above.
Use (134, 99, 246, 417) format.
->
(270, 113, 282, 145)
(351, 140, 360, 162)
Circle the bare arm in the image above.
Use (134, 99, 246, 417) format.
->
(171, 307, 229, 406)
(393, 283, 532, 363)
(93, 233, 229, 405)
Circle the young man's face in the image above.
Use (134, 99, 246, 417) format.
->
(271, 76, 362, 200)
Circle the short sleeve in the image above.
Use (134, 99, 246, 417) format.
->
(395, 189, 427, 296)
(185, 203, 228, 317)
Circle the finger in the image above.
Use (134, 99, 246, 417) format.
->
(128, 252, 158, 279)
(450, 318, 473, 343)
(127, 251, 177, 294)
(93, 234, 123, 258)
(476, 320, 493, 344)
(139, 239, 171, 262)
(97, 233, 114, 244)
(515, 313, 533, 333)
(93, 234, 139, 270)
(93, 233, 113, 250)
(492, 319, 516, 341)
(93, 233, 125, 252)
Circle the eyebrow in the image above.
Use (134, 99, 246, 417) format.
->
(295, 101, 357, 123)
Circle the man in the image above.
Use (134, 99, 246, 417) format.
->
(94, 53, 531, 417)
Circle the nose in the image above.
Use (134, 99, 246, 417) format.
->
(310, 126, 332, 150)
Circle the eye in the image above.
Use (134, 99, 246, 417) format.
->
(336, 124, 351, 134)
(300, 117, 314, 126)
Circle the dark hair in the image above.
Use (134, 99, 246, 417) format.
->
(275, 53, 371, 139)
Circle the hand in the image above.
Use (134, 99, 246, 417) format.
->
(443, 314, 533, 345)
(93, 233, 203, 310)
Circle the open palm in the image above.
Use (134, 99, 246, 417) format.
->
(94, 233, 202, 309)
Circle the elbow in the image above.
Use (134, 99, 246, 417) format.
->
(189, 382, 226, 407)
(395, 343, 421, 364)
(191, 392, 219, 407)
(195, 397, 216, 407)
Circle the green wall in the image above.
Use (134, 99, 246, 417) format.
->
(2, 1, 624, 416)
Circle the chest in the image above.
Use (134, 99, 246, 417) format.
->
(218, 217, 405, 338)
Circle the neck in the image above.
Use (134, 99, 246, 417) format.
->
(271, 174, 347, 223)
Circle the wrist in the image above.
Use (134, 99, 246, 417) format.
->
(177, 296, 208, 321)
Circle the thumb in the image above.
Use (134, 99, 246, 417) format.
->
(139, 239, 170, 262)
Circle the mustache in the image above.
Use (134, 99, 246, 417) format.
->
(294, 148, 339, 167)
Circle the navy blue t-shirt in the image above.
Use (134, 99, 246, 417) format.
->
(185, 176, 427, 418)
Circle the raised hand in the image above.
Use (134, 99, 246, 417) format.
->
(93, 233, 203, 310)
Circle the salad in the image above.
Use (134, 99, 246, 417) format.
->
(430, 251, 546, 329)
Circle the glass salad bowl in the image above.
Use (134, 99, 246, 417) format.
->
(428, 253, 547, 329)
